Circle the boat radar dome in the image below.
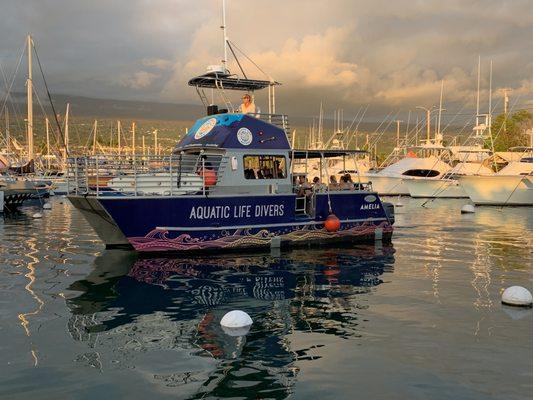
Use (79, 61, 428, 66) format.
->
(206, 65, 229, 75)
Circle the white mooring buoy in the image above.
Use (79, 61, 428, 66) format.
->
(43, 203, 52, 210)
(461, 204, 475, 214)
(32, 212, 43, 219)
(220, 310, 253, 336)
(502, 286, 533, 307)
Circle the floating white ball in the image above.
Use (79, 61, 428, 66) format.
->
(220, 310, 253, 329)
(502, 286, 533, 307)
(461, 204, 475, 214)
(32, 212, 43, 219)
(43, 203, 52, 210)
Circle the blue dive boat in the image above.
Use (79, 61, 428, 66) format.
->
(67, 20, 394, 252)
(67, 108, 394, 252)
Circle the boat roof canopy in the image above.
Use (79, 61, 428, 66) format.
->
(188, 72, 278, 91)
(292, 149, 367, 159)
(175, 113, 290, 151)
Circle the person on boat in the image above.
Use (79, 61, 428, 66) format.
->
(298, 176, 312, 196)
(329, 175, 338, 189)
(344, 173, 355, 190)
(339, 175, 352, 190)
(312, 176, 326, 192)
(238, 94, 257, 115)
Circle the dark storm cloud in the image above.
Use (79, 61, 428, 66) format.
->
(0, 0, 531, 118)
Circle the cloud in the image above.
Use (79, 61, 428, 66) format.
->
(120, 71, 159, 89)
(142, 58, 173, 70)
(0, 0, 531, 117)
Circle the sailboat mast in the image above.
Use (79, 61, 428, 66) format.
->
(5, 108, 9, 153)
(26, 34, 34, 161)
(92, 120, 98, 155)
(117, 120, 121, 155)
(63, 103, 69, 167)
(132, 122, 136, 157)
(45, 117, 50, 170)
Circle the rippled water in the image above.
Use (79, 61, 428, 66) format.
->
(0, 197, 531, 399)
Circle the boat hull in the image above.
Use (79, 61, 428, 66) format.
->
(69, 192, 394, 252)
(362, 175, 410, 196)
(405, 179, 467, 198)
(459, 175, 532, 205)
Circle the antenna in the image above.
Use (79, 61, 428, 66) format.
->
(488, 60, 493, 136)
(221, 0, 228, 71)
(476, 55, 480, 118)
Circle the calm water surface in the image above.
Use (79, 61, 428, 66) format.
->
(0, 197, 531, 399)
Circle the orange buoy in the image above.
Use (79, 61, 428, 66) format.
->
(324, 214, 341, 232)
(199, 168, 217, 186)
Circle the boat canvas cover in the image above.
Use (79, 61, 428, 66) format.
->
(177, 113, 290, 150)
(449, 162, 493, 175)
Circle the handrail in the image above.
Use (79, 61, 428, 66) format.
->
(67, 154, 226, 197)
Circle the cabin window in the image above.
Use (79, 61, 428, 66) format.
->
(402, 169, 440, 177)
(243, 155, 286, 179)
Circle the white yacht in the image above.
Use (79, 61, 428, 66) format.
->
(363, 155, 451, 196)
(406, 162, 493, 198)
(459, 154, 532, 205)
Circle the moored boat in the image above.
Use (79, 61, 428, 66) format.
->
(67, 112, 394, 252)
(458, 158, 532, 205)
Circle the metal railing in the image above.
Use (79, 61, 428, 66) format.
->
(67, 154, 227, 197)
(257, 113, 290, 133)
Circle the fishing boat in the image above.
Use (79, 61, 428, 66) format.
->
(458, 150, 532, 205)
(404, 146, 493, 198)
(362, 153, 451, 196)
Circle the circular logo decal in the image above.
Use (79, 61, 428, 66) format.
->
(237, 127, 253, 146)
(364, 195, 377, 203)
(194, 118, 217, 140)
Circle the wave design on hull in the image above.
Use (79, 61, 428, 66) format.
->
(128, 220, 392, 252)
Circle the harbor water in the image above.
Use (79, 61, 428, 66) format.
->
(0, 197, 531, 399)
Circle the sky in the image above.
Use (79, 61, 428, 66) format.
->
(0, 0, 532, 120)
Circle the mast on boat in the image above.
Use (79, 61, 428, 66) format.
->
(92, 120, 98, 155)
(26, 34, 34, 161)
(221, 0, 229, 73)
(5, 108, 9, 153)
(117, 120, 122, 155)
(62, 103, 70, 167)
(45, 117, 50, 170)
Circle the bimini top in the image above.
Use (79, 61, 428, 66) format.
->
(176, 113, 290, 151)
(188, 72, 276, 91)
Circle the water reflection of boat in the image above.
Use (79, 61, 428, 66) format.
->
(66, 244, 395, 397)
